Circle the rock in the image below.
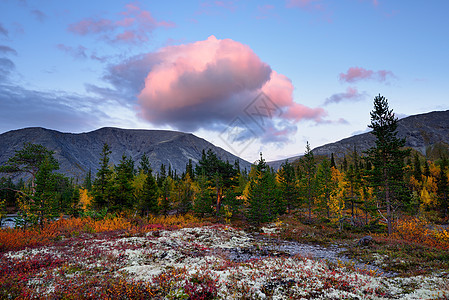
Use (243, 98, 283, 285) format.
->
(358, 236, 373, 246)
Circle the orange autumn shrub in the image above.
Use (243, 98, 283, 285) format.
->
(392, 218, 449, 250)
(0, 214, 207, 252)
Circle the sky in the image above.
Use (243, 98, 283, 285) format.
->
(1, 0, 448, 163)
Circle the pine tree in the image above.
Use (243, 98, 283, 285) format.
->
(176, 174, 193, 215)
(0, 143, 58, 195)
(139, 153, 151, 175)
(92, 143, 113, 210)
(160, 177, 172, 217)
(110, 154, 135, 212)
(413, 153, 422, 181)
(193, 172, 214, 217)
(83, 169, 92, 191)
(330, 153, 336, 169)
(365, 94, 410, 235)
(31, 157, 60, 228)
(302, 142, 316, 222)
(278, 160, 298, 213)
(157, 164, 167, 187)
(246, 153, 280, 225)
(185, 159, 194, 180)
(141, 168, 159, 216)
(436, 156, 449, 216)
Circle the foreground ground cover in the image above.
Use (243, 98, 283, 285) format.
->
(1, 217, 448, 299)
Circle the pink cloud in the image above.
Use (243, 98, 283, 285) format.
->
(132, 36, 327, 141)
(324, 87, 367, 105)
(67, 3, 175, 44)
(339, 66, 395, 83)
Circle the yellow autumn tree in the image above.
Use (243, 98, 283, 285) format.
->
(329, 167, 346, 229)
(420, 176, 438, 208)
(79, 188, 93, 211)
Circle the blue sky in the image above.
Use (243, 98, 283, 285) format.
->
(1, 0, 448, 162)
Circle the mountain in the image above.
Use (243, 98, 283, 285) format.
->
(0, 127, 252, 181)
(268, 110, 449, 169)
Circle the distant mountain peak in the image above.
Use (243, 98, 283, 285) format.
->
(0, 127, 251, 181)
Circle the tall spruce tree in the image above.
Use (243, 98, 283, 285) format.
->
(365, 94, 410, 235)
(111, 154, 135, 211)
(140, 166, 159, 216)
(92, 143, 113, 210)
(246, 153, 280, 225)
(193, 171, 214, 217)
(302, 142, 316, 222)
(278, 160, 298, 213)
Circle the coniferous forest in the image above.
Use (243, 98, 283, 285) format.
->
(1, 95, 448, 299)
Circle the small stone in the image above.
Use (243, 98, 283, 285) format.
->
(358, 235, 373, 246)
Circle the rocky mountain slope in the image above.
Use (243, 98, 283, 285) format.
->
(0, 127, 251, 181)
(268, 109, 449, 169)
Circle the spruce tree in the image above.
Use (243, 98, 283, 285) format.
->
(30, 157, 60, 228)
(246, 153, 280, 225)
(193, 172, 214, 217)
(278, 160, 298, 213)
(157, 164, 167, 187)
(92, 143, 113, 210)
(141, 167, 159, 216)
(83, 169, 92, 191)
(365, 94, 410, 235)
(302, 142, 316, 222)
(413, 153, 422, 181)
(139, 153, 151, 175)
(330, 153, 336, 169)
(111, 154, 135, 211)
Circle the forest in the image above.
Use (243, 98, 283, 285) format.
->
(0, 94, 448, 233)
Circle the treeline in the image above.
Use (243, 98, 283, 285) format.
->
(1, 95, 448, 233)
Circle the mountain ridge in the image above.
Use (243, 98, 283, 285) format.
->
(267, 109, 449, 170)
(0, 127, 252, 181)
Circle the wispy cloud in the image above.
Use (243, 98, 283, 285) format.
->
(31, 9, 46, 22)
(0, 23, 8, 37)
(339, 66, 395, 83)
(57, 44, 87, 60)
(0, 58, 15, 81)
(324, 87, 367, 105)
(0, 45, 17, 55)
(67, 3, 175, 44)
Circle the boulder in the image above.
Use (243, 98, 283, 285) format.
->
(358, 235, 373, 246)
